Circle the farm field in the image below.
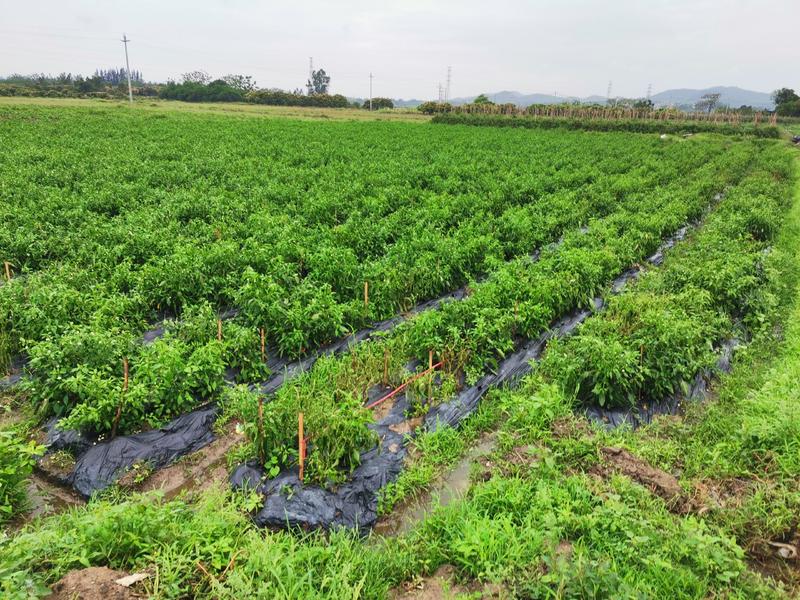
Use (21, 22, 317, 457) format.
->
(0, 96, 430, 122)
(1, 100, 799, 598)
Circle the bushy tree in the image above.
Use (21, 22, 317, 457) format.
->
(473, 93, 494, 105)
(181, 70, 211, 85)
(417, 101, 453, 114)
(777, 100, 800, 117)
(772, 88, 799, 106)
(247, 89, 349, 108)
(159, 79, 243, 102)
(222, 74, 257, 93)
(95, 68, 143, 85)
(363, 97, 393, 110)
(772, 88, 800, 116)
(307, 69, 330, 95)
(695, 93, 721, 114)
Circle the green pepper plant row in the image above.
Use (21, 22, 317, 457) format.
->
(539, 140, 795, 410)
(0, 104, 730, 437)
(227, 139, 768, 484)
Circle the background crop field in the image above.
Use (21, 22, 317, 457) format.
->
(0, 102, 736, 439)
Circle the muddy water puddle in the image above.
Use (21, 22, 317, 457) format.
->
(374, 434, 497, 537)
(8, 474, 84, 531)
(137, 424, 243, 500)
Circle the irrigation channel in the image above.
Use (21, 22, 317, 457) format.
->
(32, 195, 727, 528)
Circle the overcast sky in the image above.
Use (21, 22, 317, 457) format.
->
(1, 0, 797, 100)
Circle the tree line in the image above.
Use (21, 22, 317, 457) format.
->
(0, 66, 396, 110)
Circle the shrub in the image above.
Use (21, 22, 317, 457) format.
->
(0, 431, 43, 522)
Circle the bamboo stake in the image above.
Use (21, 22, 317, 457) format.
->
(298, 412, 305, 483)
(259, 328, 266, 362)
(428, 350, 433, 403)
(217, 319, 223, 341)
(257, 395, 265, 464)
(363, 281, 369, 308)
(3, 261, 10, 281)
(123, 356, 129, 391)
(383, 347, 389, 386)
(111, 357, 129, 439)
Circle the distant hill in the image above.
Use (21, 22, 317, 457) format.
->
(353, 85, 774, 111)
(347, 97, 424, 108)
(650, 86, 774, 110)
(449, 90, 572, 106)
(439, 86, 775, 110)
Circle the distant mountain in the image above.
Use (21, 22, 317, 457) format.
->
(347, 97, 424, 108)
(582, 95, 608, 104)
(392, 98, 426, 108)
(650, 86, 774, 110)
(449, 90, 574, 106)
(352, 85, 774, 111)
(442, 86, 774, 110)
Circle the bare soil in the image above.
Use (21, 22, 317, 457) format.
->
(748, 535, 800, 596)
(389, 416, 423, 436)
(47, 567, 143, 600)
(389, 565, 508, 600)
(551, 416, 593, 440)
(593, 446, 683, 506)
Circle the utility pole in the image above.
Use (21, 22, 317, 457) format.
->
(121, 34, 133, 104)
(445, 66, 451, 102)
(369, 72, 373, 111)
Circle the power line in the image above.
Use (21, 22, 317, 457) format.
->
(121, 33, 133, 103)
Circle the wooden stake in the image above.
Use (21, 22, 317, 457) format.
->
(298, 412, 305, 483)
(383, 347, 389, 386)
(260, 328, 266, 362)
(427, 350, 433, 403)
(257, 395, 265, 464)
(217, 319, 223, 341)
(363, 281, 369, 308)
(123, 356, 129, 392)
(3, 261, 10, 281)
(111, 357, 129, 439)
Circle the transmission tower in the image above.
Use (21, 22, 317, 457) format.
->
(445, 66, 452, 102)
(606, 80, 613, 101)
(646, 83, 653, 100)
